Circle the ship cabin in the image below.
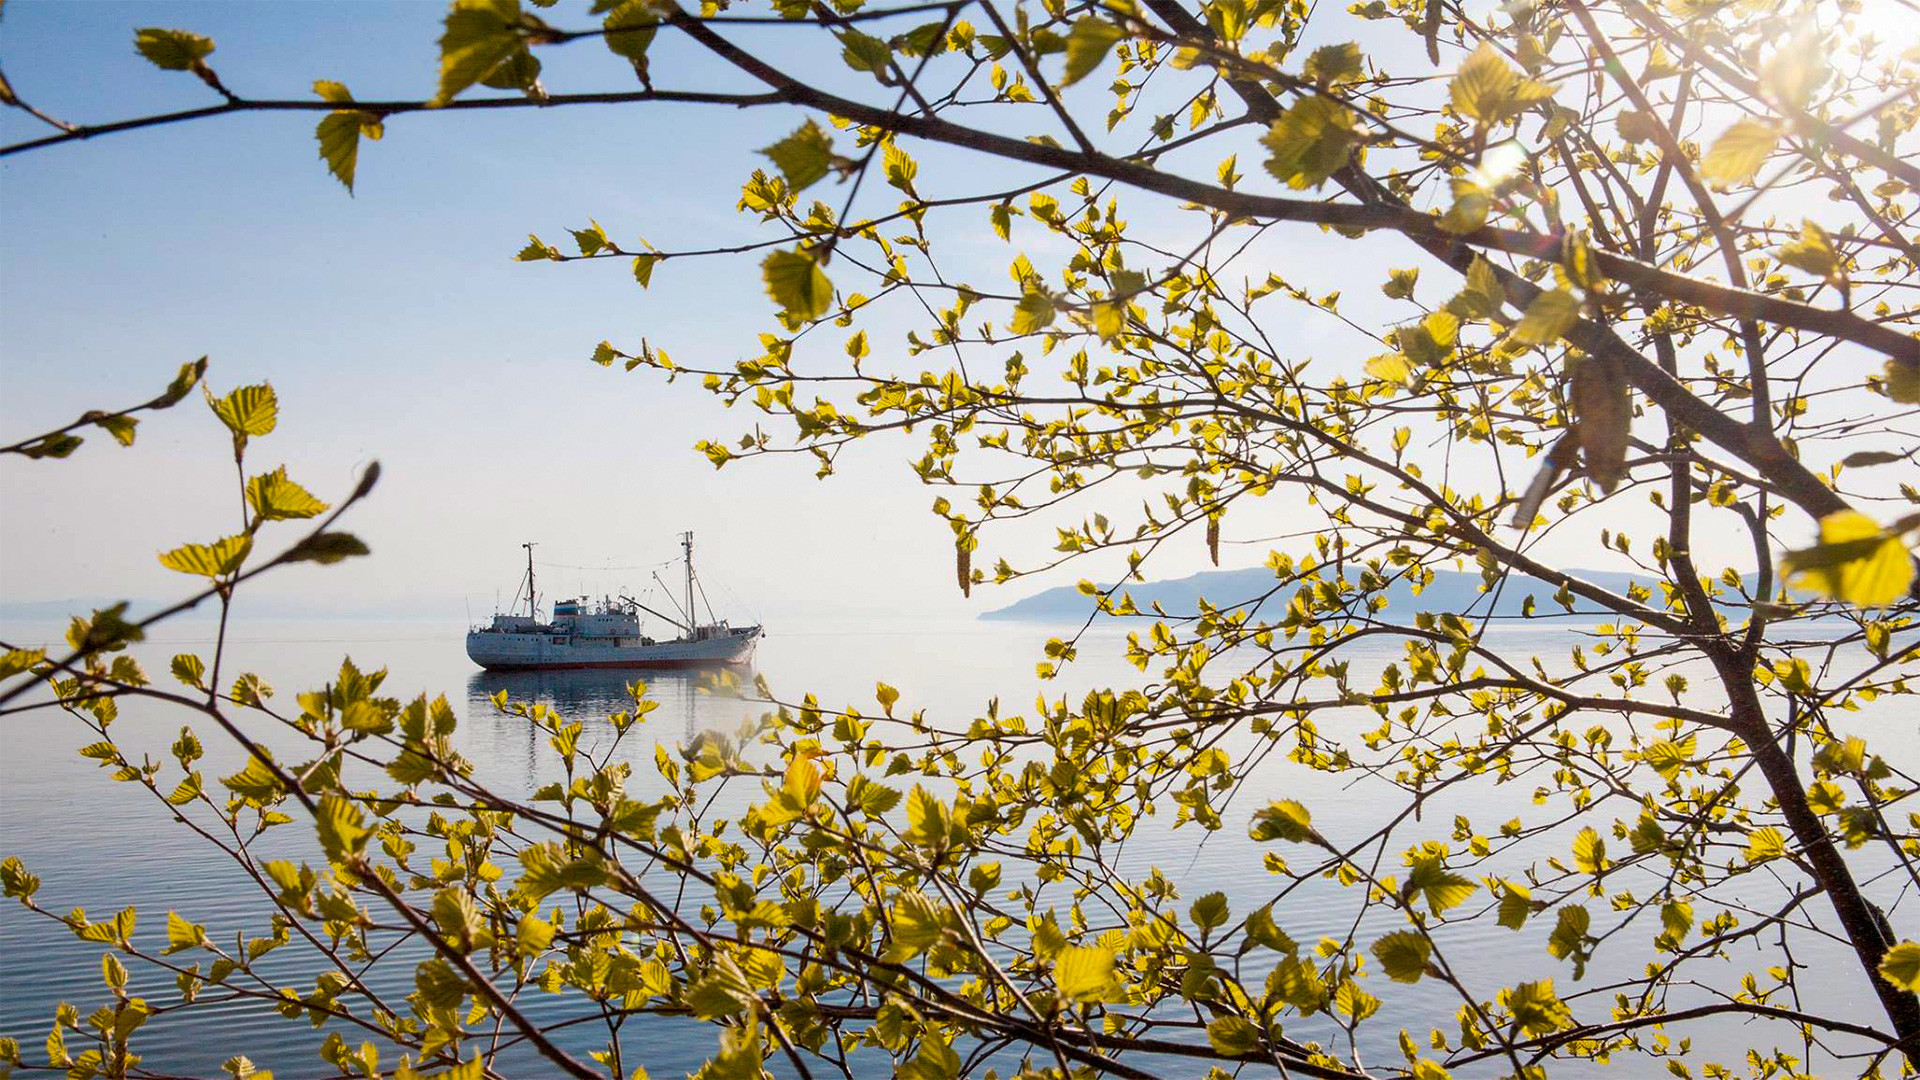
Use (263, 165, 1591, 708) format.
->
(550, 598, 642, 639)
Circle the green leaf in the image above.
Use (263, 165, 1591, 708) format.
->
(1054, 944, 1118, 1001)
(1782, 510, 1914, 608)
(1206, 1014, 1260, 1055)
(882, 141, 917, 194)
(281, 531, 370, 566)
(516, 234, 562, 261)
(904, 784, 948, 847)
(1879, 940, 1920, 992)
(246, 467, 329, 521)
(515, 911, 555, 956)
(207, 383, 278, 439)
(1189, 891, 1229, 930)
(1010, 291, 1056, 335)
(890, 891, 944, 955)
(1571, 826, 1607, 875)
(313, 82, 383, 194)
(1700, 118, 1778, 187)
(159, 534, 252, 578)
(221, 753, 285, 804)
(761, 120, 834, 193)
(838, 28, 893, 75)
(0, 647, 46, 681)
(1744, 825, 1787, 864)
(686, 955, 757, 1019)
(991, 202, 1014, 241)
(94, 414, 138, 446)
(1510, 288, 1580, 346)
(762, 249, 834, 322)
(159, 358, 208, 406)
(1249, 799, 1317, 843)
(633, 253, 659, 287)
(164, 910, 206, 955)
(414, 958, 467, 1009)
(602, 0, 658, 65)
(1504, 979, 1573, 1037)
(434, 0, 527, 107)
(1062, 17, 1122, 87)
(1, 856, 40, 901)
(1449, 43, 1553, 123)
(1303, 42, 1363, 86)
(1407, 856, 1477, 915)
(1380, 266, 1418, 300)
(1546, 905, 1591, 976)
(1261, 96, 1362, 190)
(1497, 880, 1533, 929)
(1774, 220, 1840, 280)
(1885, 359, 1920, 404)
(479, 46, 541, 91)
(1370, 931, 1430, 982)
(134, 27, 214, 71)
(514, 843, 604, 902)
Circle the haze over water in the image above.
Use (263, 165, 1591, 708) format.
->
(0, 614, 1902, 1076)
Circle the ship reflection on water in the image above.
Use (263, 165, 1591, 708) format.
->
(463, 665, 764, 782)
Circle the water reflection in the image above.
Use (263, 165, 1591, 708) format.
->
(462, 666, 765, 791)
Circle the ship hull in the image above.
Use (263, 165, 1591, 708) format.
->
(466, 629, 758, 671)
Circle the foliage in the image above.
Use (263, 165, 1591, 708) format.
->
(4, 1, 1920, 1079)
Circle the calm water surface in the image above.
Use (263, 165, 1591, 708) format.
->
(0, 615, 1905, 1076)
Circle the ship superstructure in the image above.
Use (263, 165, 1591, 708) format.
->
(466, 533, 760, 670)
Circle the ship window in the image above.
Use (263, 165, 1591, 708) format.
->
(551, 637, 566, 645)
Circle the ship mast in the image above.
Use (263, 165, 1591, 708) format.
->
(681, 531, 695, 639)
(522, 541, 537, 620)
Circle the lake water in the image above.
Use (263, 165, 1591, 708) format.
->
(0, 614, 1906, 1077)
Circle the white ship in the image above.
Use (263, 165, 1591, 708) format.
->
(466, 533, 761, 671)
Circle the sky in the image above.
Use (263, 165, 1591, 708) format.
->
(0, 0, 1818, 627)
(0, 0, 1323, 625)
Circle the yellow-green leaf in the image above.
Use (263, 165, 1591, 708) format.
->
(761, 120, 834, 193)
(601, 0, 657, 66)
(246, 467, 329, 522)
(1250, 799, 1316, 843)
(1370, 931, 1430, 982)
(134, 27, 214, 71)
(1782, 510, 1915, 608)
(762, 249, 834, 322)
(1010, 291, 1056, 335)
(1054, 945, 1118, 1001)
(1450, 43, 1552, 123)
(1206, 1015, 1260, 1055)
(159, 535, 252, 578)
(1510, 288, 1580, 346)
(1304, 42, 1364, 86)
(207, 383, 278, 439)
(1885, 359, 1920, 404)
(164, 910, 206, 955)
(1774, 220, 1840, 280)
(1879, 940, 1920, 991)
(1366, 352, 1414, 386)
(1261, 96, 1362, 190)
(1744, 825, 1787, 864)
(1062, 17, 1122, 87)
(1571, 826, 1607, 875)
(1700, 118, 1777, 187)
(434, 0, 527, 107)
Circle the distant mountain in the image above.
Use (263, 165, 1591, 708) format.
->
(980, 565, 1658, 622)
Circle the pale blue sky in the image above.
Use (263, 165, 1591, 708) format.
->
(1, 0, 1787, 624)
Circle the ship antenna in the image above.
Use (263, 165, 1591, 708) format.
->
(522, 542, 538, 620)
(682, 531, 695, 639)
